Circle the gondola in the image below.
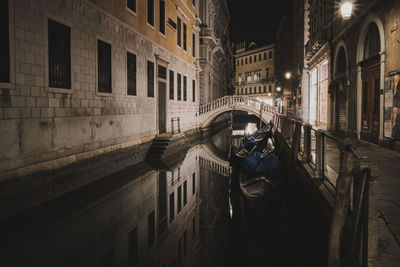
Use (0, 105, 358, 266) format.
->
(229, 122, 282, 217)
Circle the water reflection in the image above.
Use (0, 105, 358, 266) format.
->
(0, 129, 232, 267)
(0, 127, 329, 267)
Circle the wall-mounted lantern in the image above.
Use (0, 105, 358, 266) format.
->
(341, 1, 353, 20)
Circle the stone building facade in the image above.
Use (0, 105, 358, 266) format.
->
(278, 0, 400, 148)
(0, 0, 202, 179)
(233, 42, 276, 106)
(198, 0, 232, 105)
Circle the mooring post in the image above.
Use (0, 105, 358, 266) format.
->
(327, 139, 353, 267)
(303, 124, 312, 162)
(315, 129, 326, 179)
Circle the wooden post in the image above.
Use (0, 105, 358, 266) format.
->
(327, 139, 353, 267)
(303, 124, 312, 162)
(315, 129, 326, 179)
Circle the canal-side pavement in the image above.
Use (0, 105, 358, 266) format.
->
(322, 136, 400, 266)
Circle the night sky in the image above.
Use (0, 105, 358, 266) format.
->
(227, 0, 292, 46)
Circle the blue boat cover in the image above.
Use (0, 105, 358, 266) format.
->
(242, 152, 280, 173)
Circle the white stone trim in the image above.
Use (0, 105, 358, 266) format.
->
(356, 13, 386, 141)
(43, 13, 75, 94)
(0, 0, 15, 90)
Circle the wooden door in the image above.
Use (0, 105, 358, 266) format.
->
(158, 81, 166, 134)
(360, 57, 380, 144)
(335, 78, 347, 134)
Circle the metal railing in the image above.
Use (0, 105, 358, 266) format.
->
(273, 114, 376, 267)
(233, 77, 275, 86)
(171, 117, 181, 135)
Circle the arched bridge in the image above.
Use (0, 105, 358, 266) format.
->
(199, 96, 277, 127)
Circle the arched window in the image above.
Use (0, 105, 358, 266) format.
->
(363, 23, 380, 60)
(336, 47, 346, 74)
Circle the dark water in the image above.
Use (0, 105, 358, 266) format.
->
(0, 129, 328, 267)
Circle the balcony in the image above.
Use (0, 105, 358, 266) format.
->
(233, 77, 275, 87)
(305, 29, 329, 61)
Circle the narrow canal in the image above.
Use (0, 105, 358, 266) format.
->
(0, 122, 329, 267)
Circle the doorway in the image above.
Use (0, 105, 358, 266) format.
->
(158, 64, 167, 134)
(360, 56, 380, 144)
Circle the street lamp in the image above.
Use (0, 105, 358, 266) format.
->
(285, 72, 292, 80)
(341, 1, 353, 20)
(276, 86, 281, 92)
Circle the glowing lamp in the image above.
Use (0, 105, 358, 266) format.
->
(285, 72, 292, 79)
(276, 86, 281, 92)
(341, 2, 353, 20)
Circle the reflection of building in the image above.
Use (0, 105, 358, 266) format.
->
(233, 42, 276, 106)
(198, 0, 233, 104)
(0, 0, 202, 181)
(0, 144, 201, 267)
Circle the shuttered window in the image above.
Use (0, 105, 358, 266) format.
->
(177, 73, 181, 100)
(192, 80, 195, 102)
(147, 0, 154, 26)
(169, 70, 174, 100)
(0, 0, 10, 83)
(183, 75, 187, 101)
(147, 61, 154, 97)
(159, 0, 165, 34)
(177, 17, 181, 47)
(183, 23, 187, 51)
(127, 52, 136, 95)
(48, 19, 71, 89)
(97, 40, 112, 93)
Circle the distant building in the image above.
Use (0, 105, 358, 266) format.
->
(233, 42, 276, 106)
(198, 0, 233, 105)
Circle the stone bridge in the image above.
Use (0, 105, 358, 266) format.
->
(199, 96, 277, 127)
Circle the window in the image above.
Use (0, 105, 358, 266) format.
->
(169, 192, 175, 222)
(183, 75, 187, 101)
(127, 0, 136, 13)
(259, 86, 261, 93)
(269, 85, 272, 92)
(236, 60, 239, 66)
(177, 73, 181, 100)
(192, 0, 195, 6)
(129, 227, 138, 267)
(169, 70, 174, 100)
(192, 173, 195, 194)
(245, 88, 247, 94)
(259, 54, 261, 61)
(254, 55, 256, 62)
(48, 19, 71, 89)
(249, 56, 252, 63)
(241, 58, 243, 65)
(177, 17, 181, 47)
(183, 180, 187, 206)
(269, 51, 272, 58)
(245, 57, 247, 64)
(148, 210, 155, 247)
(254, 69, 261, 81)
(159, 0, 165, 34)
(147, 0, 154, 26)
(192, 33, 196, 57)
(238, 73, 242, 83)
(0, 0, 10, 83)
(192, 80, 195, 102)
(127, 52, 136, 95)
(183, 23, 187, 51)
(98, 40, 112, 93)
(264, 52, 266, 60)
(245, 72, 252, 82)
(363, 23, 380, 60)
(147, 61, 154, 97)
(177, 185, 182, 213)
(263, 86, 266, 93)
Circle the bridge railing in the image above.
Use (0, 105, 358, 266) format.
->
(273, 114, 378, 267)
